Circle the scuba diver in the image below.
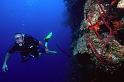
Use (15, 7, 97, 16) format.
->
(2, 32, 57, 72)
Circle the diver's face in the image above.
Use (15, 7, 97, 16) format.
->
(15, 34, 24, 44)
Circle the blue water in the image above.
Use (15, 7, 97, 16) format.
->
(0, 0, 72, 82)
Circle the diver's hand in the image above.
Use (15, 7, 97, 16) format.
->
(2, 63, 8, 72)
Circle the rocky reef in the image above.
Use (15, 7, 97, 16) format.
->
(65, 0, 124, 82)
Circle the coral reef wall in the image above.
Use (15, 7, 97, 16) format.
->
(65, 0, 124, 82)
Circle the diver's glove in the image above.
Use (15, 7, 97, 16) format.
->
(2, 63, 8, 72)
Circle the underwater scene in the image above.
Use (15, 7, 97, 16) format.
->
(1, 0, 124, 82)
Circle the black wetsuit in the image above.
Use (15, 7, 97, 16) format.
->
(8, 34, 44, 62)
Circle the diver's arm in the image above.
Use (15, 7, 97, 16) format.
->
(2, 52, 11, 72)
(3, 52, 11, 65)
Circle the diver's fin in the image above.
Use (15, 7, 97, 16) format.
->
(48, 50, 57, 54)
(44, 32, 53, 42)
